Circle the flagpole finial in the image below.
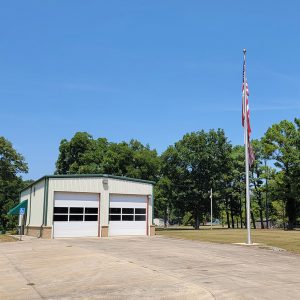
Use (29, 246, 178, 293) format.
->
(243, 48, 246, 54)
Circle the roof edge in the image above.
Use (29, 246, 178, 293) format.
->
(20, 174, 155, 193)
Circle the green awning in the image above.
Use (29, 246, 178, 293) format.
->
(7, 200, 28, 215)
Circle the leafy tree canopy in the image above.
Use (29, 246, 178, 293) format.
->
(0, 137, 28, 231)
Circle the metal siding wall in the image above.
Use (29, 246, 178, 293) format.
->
(20, 189, 31, 201)
(20, 189, 31, 226)
(47, 178, 153, 229)
(28, 181, 45, 226)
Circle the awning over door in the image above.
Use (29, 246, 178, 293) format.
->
(7, 200, 28, 215)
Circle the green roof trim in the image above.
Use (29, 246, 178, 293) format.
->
(20, 174, 155, 193)
(8, 200, 28, 215)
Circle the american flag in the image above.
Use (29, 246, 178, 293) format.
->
(242, 59, 255, 166)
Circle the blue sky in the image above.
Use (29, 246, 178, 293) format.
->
(1, 1, 300, 180)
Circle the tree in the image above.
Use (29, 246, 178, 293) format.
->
(154, 176, 174, 227)
(161, 129, 232, 229)
(262, 119, 300, 229)
(250, 139, 267, 229)
(221, 145, 245, 228)
(55, 133, 160, 181)
(56, 132, 96, 174)
(0, 137, 28, 231)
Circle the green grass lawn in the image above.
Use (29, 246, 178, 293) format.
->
(0, 234, 18, 243)
(157, 227, 300, 254)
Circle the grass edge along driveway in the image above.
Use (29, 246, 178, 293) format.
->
(0, 234, 17, 243)
(157, 228, 300, 254)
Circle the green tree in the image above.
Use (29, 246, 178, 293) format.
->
(250, 139, 267, 229)
(0, 137, 28, 231)
(154, 176, 174, 227)
(56, 132, 96, 174)
(161, 129, 232, 229)
(262, 119, 300, 229)
(55, 133, 160, 181)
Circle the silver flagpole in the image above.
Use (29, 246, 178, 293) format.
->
(243, 48, 252, 244)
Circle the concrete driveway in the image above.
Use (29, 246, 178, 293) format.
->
(0, 236, 300, 299)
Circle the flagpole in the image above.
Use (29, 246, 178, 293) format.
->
(243, 48, 252, 245)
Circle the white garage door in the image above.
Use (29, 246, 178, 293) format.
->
(53, 192, 99, 238)
(109, 194, 147, 236)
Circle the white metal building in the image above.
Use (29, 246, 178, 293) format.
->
(18, 174, 155, 238)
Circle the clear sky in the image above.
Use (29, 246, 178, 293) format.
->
(1, 1, 300, 180)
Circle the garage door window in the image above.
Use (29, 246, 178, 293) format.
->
(69, 207, 84, 221)
(135, 208, 146, 221)
(135, 215, 146, 221)
(54, 207, 69, 221)
(70, 207, 83, 214)
(109, 207, 146, 222)
(53, 214, 68, 221)
(122, 214, 134, 221)
(54, 207, 98, 222)
(109, 214, 121, 221)
(84, 207, 98, 221)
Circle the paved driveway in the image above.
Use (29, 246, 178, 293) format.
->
(0, 236, 300, 299)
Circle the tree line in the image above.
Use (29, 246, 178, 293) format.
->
(1, 118, 300, 232)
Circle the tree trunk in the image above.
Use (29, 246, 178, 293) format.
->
(194, 213, 200, 230)
(286, 196, 296, 230)
(257, 194, 264, 229)
(251, 211, 256, 229)
(163, 209, 168, 228)
(226, 210, 230, 228)
(283, 180, 296, 230)
(225, 201, 230, 228)
(230, 198, 235, 229)
(231, 213, 235, 229)
(239, 195, 243, 229)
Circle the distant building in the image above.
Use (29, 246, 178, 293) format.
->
(154, 218, 165, 227)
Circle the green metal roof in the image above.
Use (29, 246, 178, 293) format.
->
(20, 174, 155, 193)
(8, 200, 28, 215)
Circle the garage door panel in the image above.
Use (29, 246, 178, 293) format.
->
(109, 194, 147, 236)
(54, 222, 98, 238)
(110, 195, 146, 203)
(53, 192, 99, 238)
(55, 192, 98, 201)
(109, 221, 146, 235)
(54, 200, 98, 208)
(110, 201, 146, 209)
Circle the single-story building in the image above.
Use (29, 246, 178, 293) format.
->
(14, 174, 155, 238)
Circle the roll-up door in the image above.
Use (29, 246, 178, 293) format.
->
(53, 192, 99, 238)
(109, 194, 147, 236)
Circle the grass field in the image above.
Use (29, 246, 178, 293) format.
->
(0, 234, 17, 243)
(157, 227, 300, 254)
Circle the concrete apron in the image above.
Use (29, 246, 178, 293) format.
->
(0, 237, 214, 300)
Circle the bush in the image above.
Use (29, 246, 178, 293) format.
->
(182, 212, 194, 226)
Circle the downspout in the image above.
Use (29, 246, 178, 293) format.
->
(40, 177, 49, 238)
(152, 185, 154, 225)
(44, 177, 49, 226)
(28, 186, 32, 226)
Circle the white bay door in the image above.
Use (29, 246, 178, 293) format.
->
(109, 194, 147, 236)
(53, 192, 99, 238)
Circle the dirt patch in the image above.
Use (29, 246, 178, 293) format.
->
(0, 235, 18, 243)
